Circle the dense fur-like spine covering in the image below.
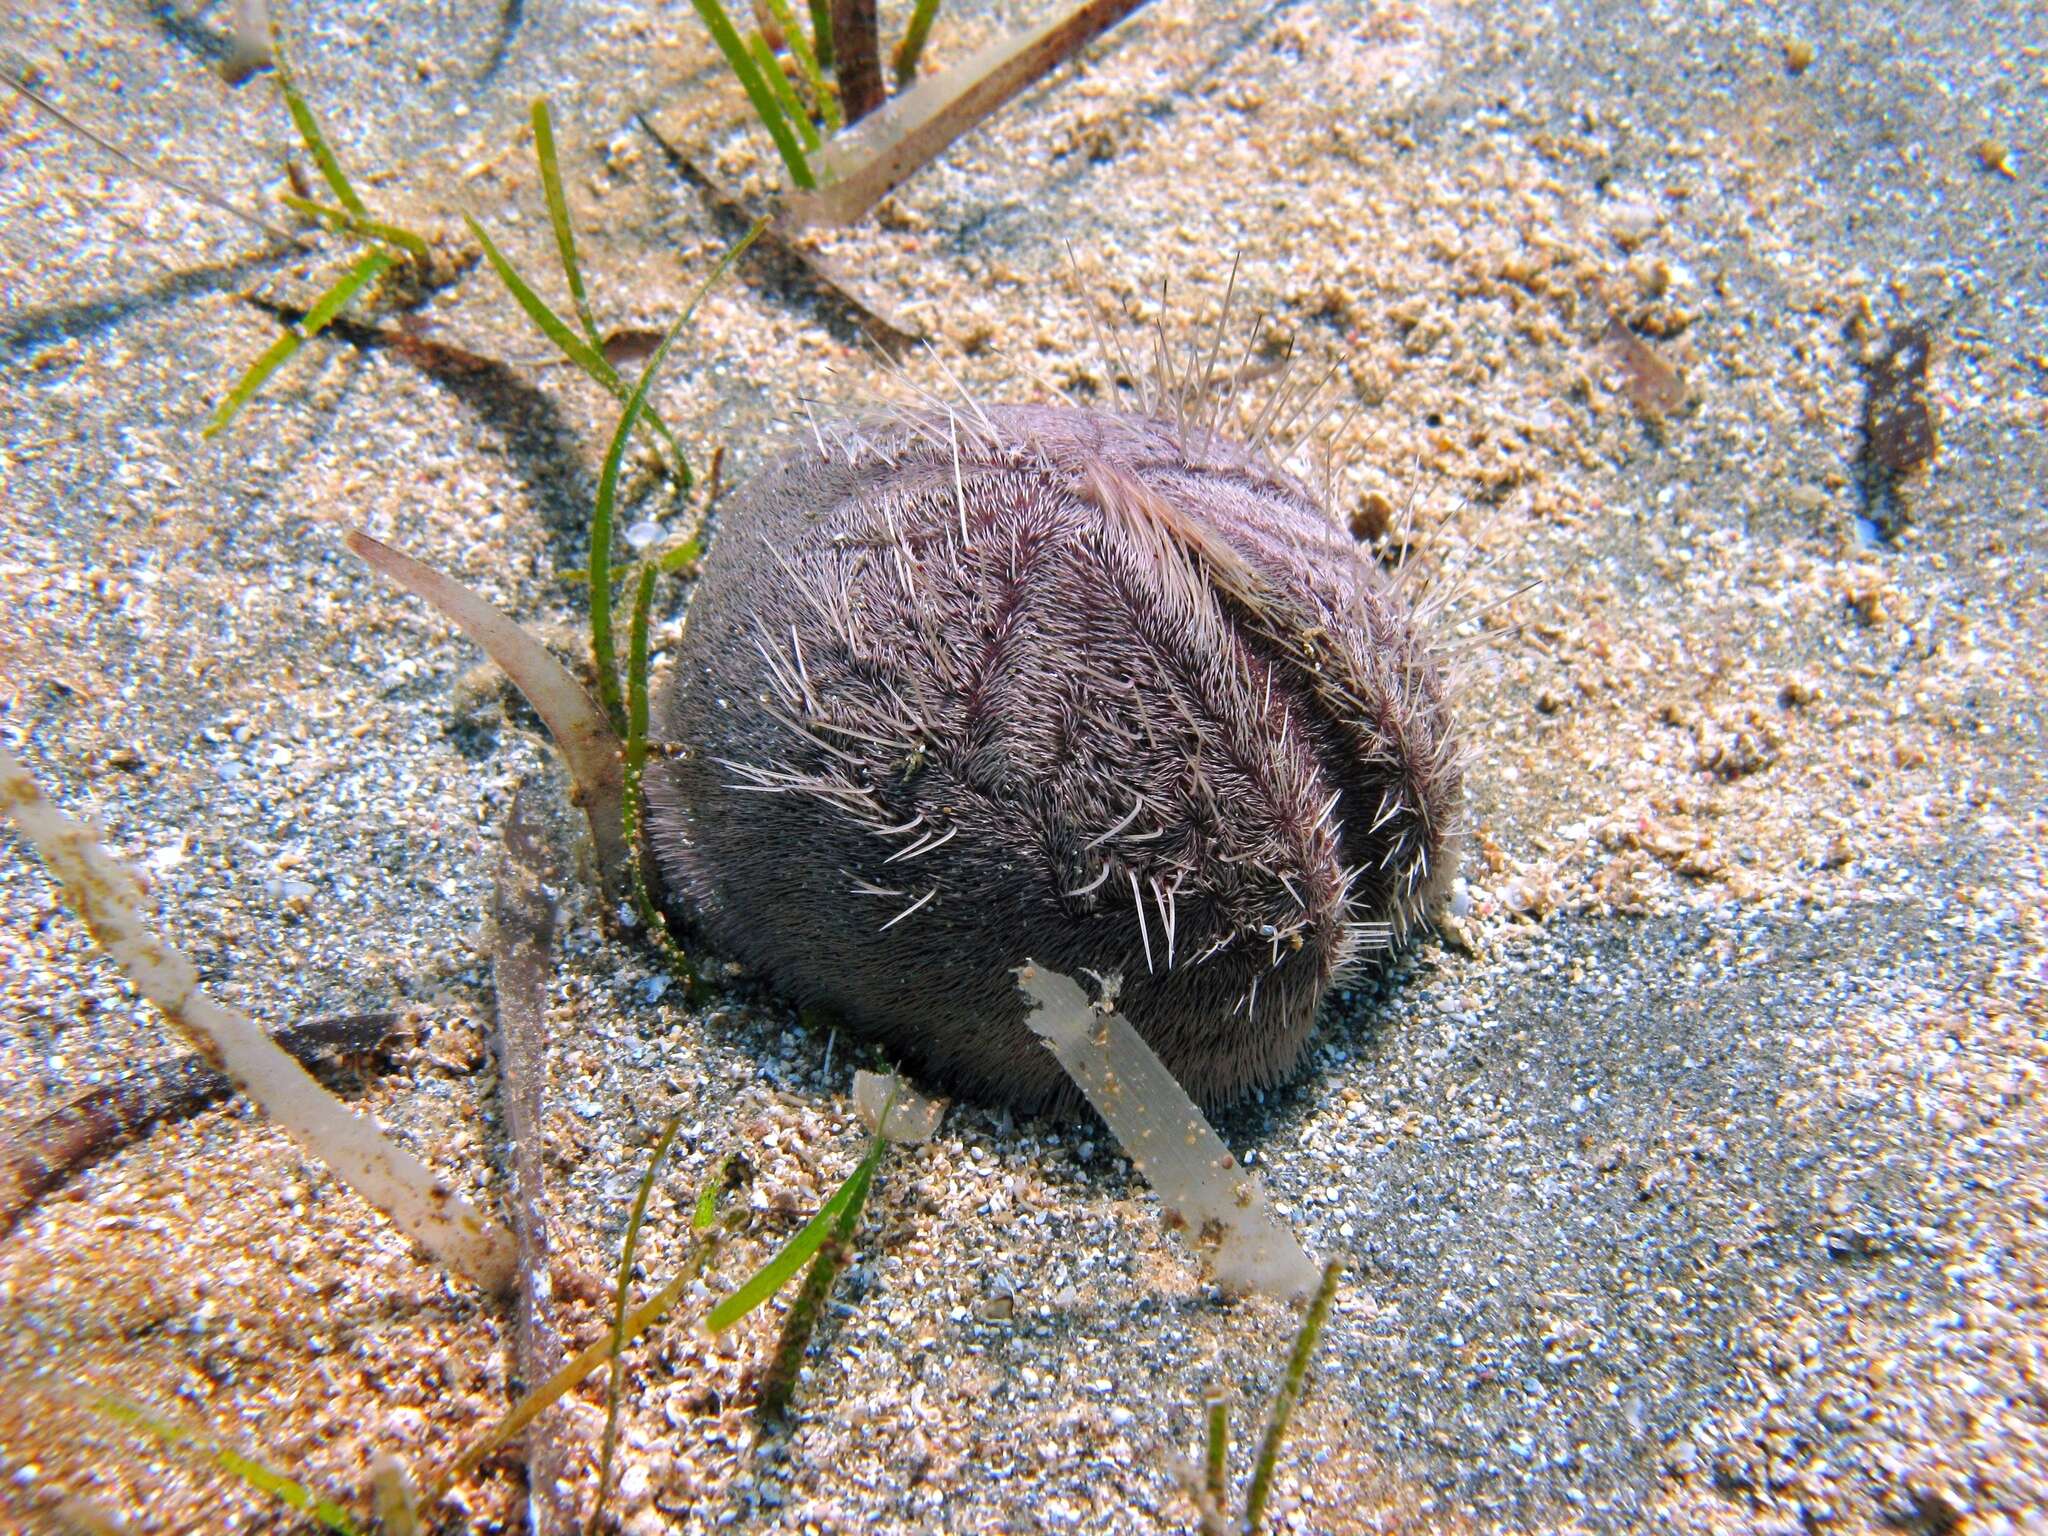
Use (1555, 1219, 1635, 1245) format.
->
(646, 404, 1460, 1111)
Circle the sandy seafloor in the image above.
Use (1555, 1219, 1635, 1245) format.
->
(1, 0, 2043, 1531)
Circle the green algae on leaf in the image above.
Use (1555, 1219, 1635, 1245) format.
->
(624, 556, 702, 991)
(741, 1078, 904, 1415)
(1205, 1392, 1230, 1511)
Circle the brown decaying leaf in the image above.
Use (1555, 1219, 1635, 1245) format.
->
(830, 0, 886, 123)
(1863, 320, 1936, 475)
(1600, 314, 1685, 417)
(0, 1013, 400, 1237)
(600, 327, 666, 368)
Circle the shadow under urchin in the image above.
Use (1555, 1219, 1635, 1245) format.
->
(646, 292, 1464, 1116)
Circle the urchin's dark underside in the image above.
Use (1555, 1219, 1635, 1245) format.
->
(646, 404, 1459, 1112)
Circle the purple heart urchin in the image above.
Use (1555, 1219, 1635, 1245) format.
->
(645, 401, 1462, 1112)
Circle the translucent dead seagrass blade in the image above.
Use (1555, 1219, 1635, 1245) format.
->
(1016, 961, 1319, 1301)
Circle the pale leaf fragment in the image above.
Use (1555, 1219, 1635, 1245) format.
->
(345, 531, 633, 901)
(853, 1069, 945, 1144)
(785, 0, 1153, 228)
(1015, 960, 1319, 1301)
(0, 747, 517, 1294)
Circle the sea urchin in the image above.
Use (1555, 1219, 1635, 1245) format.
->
(646, 398, 1460, 1112)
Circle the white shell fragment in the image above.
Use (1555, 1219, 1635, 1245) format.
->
(1015, 960, 1321, 1301)
(854, 1069, 947, 1144)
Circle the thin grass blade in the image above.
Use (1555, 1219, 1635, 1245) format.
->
(761, 0, 838, 131)
(1, 750, 518, 1289)
(1244, 1259, 1343, 1533)
(791, 0, 1151, 228)
(532, 98, 604, 349)
(749, 32, 821, 152)
(756, 1085, 894, 1414)
(590, 217, 767, 732)
(277, 192, 431, 262)
(688, 0, 819, 188)
(706, 1152, 876, 1333)
(892, 0, 943, 85)
(465, 212, 686, 469)
(464, 213, 618, 390)
(1204, 1393, 1228, 1509)
(429, 1230, 721, 1503)
(756, 1174, 860, 1414)
(808, 0, 835, 70)
(204, 248, 392, 437)
(83, 1389, 361, 1534)
(588, 1112, 685, 1535)
(1016, 962, 1318, 1301)
(271, 35, 366, 217)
